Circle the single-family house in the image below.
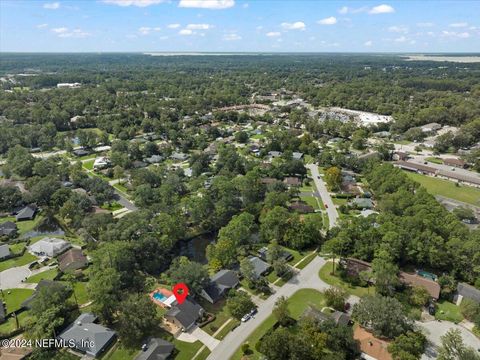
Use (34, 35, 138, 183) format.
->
(28, 237, 71, 257)
(421, 122, 442, 133)
(354, 326, 392, 360)
(392, 152, 409, 161)
(292, 152, 304, 160)
(247, 256, 271, 280)
(164, 298, 204, 332)
(144, 155, 164, 164)
(267, 151, 282, 162)
(58, 248, 88, 272)
(15, 205, 37, 221)
(289, 201, 314, 214)
(455, 283, 480, 305)
(258, 247, 293, 263)
(302, 306, 351, 326)
(350, 198, 373, 210)
(200, 269, 239, 304)
(0, 221, 17, 237)
(170, 152, 189, 162)
(93, 157, 111, 170)
(132, 160, 148, 169)
(283, 177, 301, 187)
(399, 272, 440, 300)
(0, 244, 11, 260)
(135, 338, 174, 360)
(58, 313, 116, 358)
(393, 161, 437, 175)
(73, 149, 90, 157)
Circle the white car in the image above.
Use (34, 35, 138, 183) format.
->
(241, 314, 251, 322)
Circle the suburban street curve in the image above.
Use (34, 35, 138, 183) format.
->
(206, 256, 329, 360)
(306, 163, 339, 229)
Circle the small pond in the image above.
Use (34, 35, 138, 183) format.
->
(21, 216, 65, 239)
(177, 233, 216, 264)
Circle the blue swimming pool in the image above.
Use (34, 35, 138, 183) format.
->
(153, 292, 167, 302)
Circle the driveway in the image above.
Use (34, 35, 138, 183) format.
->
(417, 320, 480, 359)
(190, 326, 220, 351)
(206, 255, 331, 360)
(306, 164, 339, 228)
(0, 264, 31, 290)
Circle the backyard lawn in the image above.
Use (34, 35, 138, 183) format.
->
(231, 289, 326, 360)
(1, 289, 34, 314)
(425, 157, 443, 164)
(318, 261, 374, 297)
(103, 344, 138, 360)
(435, 300, 464, 323)
(0, 311, 31, 336)
(406, 172, 480, 206)
(25, 268, 58, 283)
(83, 159, 95, 170)
(173, 339, 206, 360)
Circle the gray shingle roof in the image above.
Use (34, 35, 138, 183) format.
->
(0, 244, 11, 259)
(165, 298, 203, 330)
(248, 256, 270, 279)
(0, 221, 17, 236)
(58, 313, 116, 357)
(457, 283, 480, 303)
(16, 205, 37, 221)
(135, 338, 174, 360)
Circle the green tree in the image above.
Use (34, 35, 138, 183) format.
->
(352, 295, 412, 339)
(323, 287, 348, 311)
(164, 257, 209, 296)
(438, 329, 480, 360)
(273, 296, 291, 326)
(388, 331, 427, 360)
(88, 267, 122, 324)
(117, 293, 160, 347)
(324, 166, 342, 191)
(226, 291, 255, 320)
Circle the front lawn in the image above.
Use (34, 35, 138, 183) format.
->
(173, 339, 205, 360)
(214, 319, 240, 340)
(198, 299, 232, 336)
(25, 268, 58, 283)
(103, 343, 138, 360)
(100, 202, 123, 211)
(435, 300, 464, 323)
(0, 251, 37, 272)
(231, 289, 326, 360)
(1, 289, 34, 314)
(299, 195, 319, 210)
(318, 261, 374, 297)
(83, 159, 95, 170)
(295, 252, 317, 270)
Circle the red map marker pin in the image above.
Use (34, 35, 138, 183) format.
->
(172, 283, 189, 304)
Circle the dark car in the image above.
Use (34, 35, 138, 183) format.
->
(428, 303, 436, 315)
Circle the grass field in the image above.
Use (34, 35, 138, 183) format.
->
(0, 251, 37, 272)
(25, 268, 58, 283)
(199, 299, 231, 336)
(318, 261, 374, 297)
(425, 157, 443, 164)
(1, 289, 34, 314)
(435, 300, 464, 323)
(231, 289, 326, 360)
(173, 340, 205, 360)
(214, 319, 240, 340)
(405, 172, 480, 206)
(103, 344, 138, 360)
(83, 159, 95, 170)
(0, 311, 31, 336)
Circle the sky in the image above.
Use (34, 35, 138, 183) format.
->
(1, 0, 479, 53)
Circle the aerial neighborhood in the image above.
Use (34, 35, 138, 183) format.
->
(1, 27, 480, 360)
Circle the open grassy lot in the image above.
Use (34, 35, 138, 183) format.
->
(405, 172, 480, 206)
(25, 268, 58, 283)
(0, 251, 37, 272)
(9, 242, 27, 255)
(71, 281, 90, 305)
(83, 159, 95, 171)
(318, 261, 374, 297)
(425, 157, 443, 164)
(299, 195, 319, 210)
(435, 300, 464, 323)
(1, 289, 34, 314)
(332, 197, 348, 206)
(231, 289, 326, 360)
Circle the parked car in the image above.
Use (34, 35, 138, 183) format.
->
(428, 303, 436, 315)
(241, 314, 251, 322)
(325, 204, 328, 208)
(249, 308, 257, 317)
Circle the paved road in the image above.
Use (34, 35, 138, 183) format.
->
(0, 263, 55, 290)
(206, 256, 330, 360)
(418, 320, 480, 360)
(306, 164, 339, 229)
(408, 154, 480, 181)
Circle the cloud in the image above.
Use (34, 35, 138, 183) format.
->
(338, 6, 368, 14)
(388, 25, 408, 33)
(394, 36, 407, 42)
(167, 23, 181, 29)
(281, 21, 306, 31)
(186, 23, 212, 30)
(369, 4, 395, 14)
(179, 29, 193, 35)
(417, 22, 434, 27)
(338, 6, 348, 14)
(51, 27, 68, 34)
(51, 27, 91, 38)
(317, 17, 337, 25)
(37, 23, 49, 29)
(103, 0, 166, 7)
(449, 22, 468, 28)
(138, 26, 161, 35)
(223, 33, 241, 41)
(178, 0, 235, 9)
(43, 2, 60, 9)
(266, 31, 281, 37)
(364, 40, 373, 46)
(442, 30, 470, 38)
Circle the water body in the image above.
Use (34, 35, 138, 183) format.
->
(21, 216, 65, 239)
(177, 233, 216, 264)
